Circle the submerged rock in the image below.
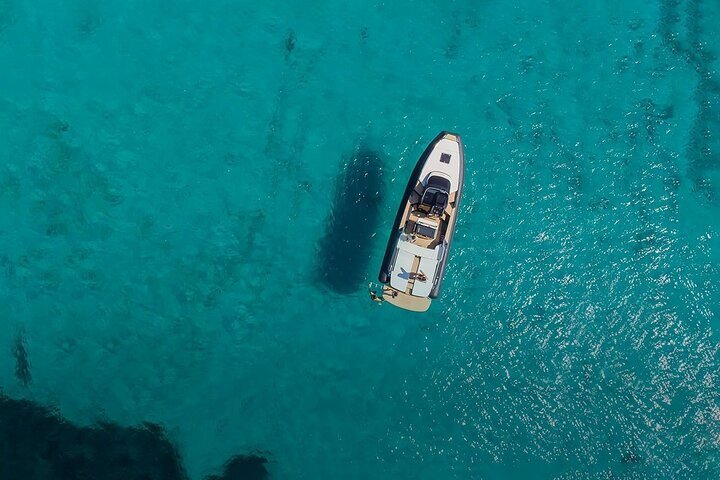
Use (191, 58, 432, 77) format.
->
(0, 395, 187, 480)
(205, 454, 269, 480)
(0, 395, 273, 480)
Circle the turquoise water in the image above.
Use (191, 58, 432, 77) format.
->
(1, 0, 720, 478)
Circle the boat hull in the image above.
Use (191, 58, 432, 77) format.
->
(378, 132, 465, 311)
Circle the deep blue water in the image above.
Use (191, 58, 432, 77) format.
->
(1, 1, 719, 479)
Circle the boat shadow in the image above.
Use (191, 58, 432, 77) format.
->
(316, 144, 385, 294)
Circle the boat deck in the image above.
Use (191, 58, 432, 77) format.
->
(382, 286, 431, 312)
(385, 181, 458, 300)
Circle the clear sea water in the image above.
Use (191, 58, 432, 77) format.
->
(1, 0, 720, 478)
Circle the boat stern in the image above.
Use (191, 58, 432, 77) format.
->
(382, 286, 431, 312)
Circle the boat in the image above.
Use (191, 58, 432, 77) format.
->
(377, 131, 465, 312)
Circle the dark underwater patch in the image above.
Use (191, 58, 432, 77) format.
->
(0, 395, 187, 480)
(520, 55, 535, 74)
(78, 11, 103, 37)
(0, 254, 15, 281)
(658, 0, 720, 200)
(206, 454, 269, 480)
(316, 145, 385, 294)
(631, 228, 658, 255)
(444, 13, 462, 59)
(620, 444, 643, 465)
(0, 0, 14, 35)
(0, 395, 272, 480)
(284, 29, 296, 60)
(692, 177, 716, 203)
(588, 196, 611, 212)
(12, 328, 31, 387)
(639, 98, 673, 143)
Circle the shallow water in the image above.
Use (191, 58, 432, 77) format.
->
(1, 0, 719, 478)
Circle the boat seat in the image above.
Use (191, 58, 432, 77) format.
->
(404, 219, 417, 234)
(420, 188, 449, 216)
(431, 192, 448, 216)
